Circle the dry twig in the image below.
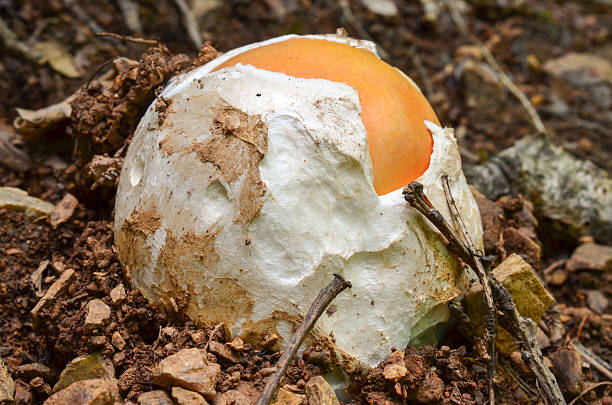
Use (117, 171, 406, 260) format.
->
(572, 342, 612, 381)
(0, 18, 43, 64)
(443, 0, 546, 133)
(173, 0, 203, 50)
(96, 32, 160, 46)
(403, 180, 566, 405)
(255, 274, 351, 405)
(441, 175, 497, 405)
(568, 381, 612, 405)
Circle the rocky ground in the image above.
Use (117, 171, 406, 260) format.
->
(1, 0, 611, 404)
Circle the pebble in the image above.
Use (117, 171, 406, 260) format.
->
(414, 372, 444, 403)
(31, 269, 76, 331)
(49, 193, 79, 228)
(153, 348, 220, 400)
(172, 386, 209, 405)
(305, 376, 340, 405)
(137, 390, 174, 405)
(15, 363, 57, 384)
(271, 387, 305, 405)
(207, 341, 235, 363)
(548, 348, 583, 396)
(84, 299, 111, 334)
(0, 358, 15, 404)
(382, 364, 407, 382)
(566, 243, 612, 272)
(111, 331, 126, 350)
(109, 283, 127, 306)
(43, 379, 113, 405)
(53, 352, 115, 393)
(586, 290, 609, 314)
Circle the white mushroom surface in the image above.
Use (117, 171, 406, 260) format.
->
(114, 34, 483, 368)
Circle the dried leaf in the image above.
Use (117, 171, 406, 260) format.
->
(35, 40, 83, 78)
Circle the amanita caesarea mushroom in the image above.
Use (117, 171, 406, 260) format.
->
(114, 33, 483, 369)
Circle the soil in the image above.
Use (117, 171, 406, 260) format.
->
(1, 0, 611, 404)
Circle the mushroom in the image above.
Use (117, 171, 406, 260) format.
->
(114, 33, 483, 369)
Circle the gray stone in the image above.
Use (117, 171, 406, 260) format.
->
(465, 135, 612, 243)
(153, 348, 220, 400)
(567, 243, 612, 272)
(586, 290, 609, 314)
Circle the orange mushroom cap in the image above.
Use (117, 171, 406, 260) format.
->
(213, 37, 440, 195)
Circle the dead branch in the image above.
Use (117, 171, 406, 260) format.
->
(0, 18, 43, 65)
(443, 0, 546, 133)
(96, 32, 160, 46)
(403, 181, 566, 405)
(572, 342, 612, 381)
(173, 0, 203, 50)
(255, 274, 352, 405)
(442, 175, 497, 405)
(568, 381, 612, 405)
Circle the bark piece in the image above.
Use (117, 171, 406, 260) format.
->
(49, 193, 79, 228)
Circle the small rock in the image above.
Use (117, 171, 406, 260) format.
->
(29, 376, 51, 396)
(536, 327, 551, 350)
(153, 348, 220, 400)
(272, 387, 305, 405)
(43, 379, 113, 405)
(84, 299, 111, 334)
(463, 254, 554, 354)
(226, 338, 244, 352)
(207, 342, 235, 363)
(547, 269, 569, 286)
(14, 381, 33, 405)
(112, 352, 126, 369)
(51, 261, 65, 276)
(586, 290, 609, 314)
(305, 376, 340, 405)
(109, 284, 126, 306)
(358, 0, 398, 16)
(172, 386, 209, 405)
(212, 382, 258, 405)
(53, 352, 115, 393)
(509, 351, 530, 375)
(0, 358, 15, 404)
(137, 390, 174, 405)
(548, 348, 583, 397)
(567, 243, 612, 272)
(31, 269, 76, 331)
(111, 332, 126, 351)
(0, 187, 54, 219)
(382, 364, 407, 382)
(261, 334, 280, 349)
(49, 193, 79, 228)
(15, 363, 57, 384)
(543, 52, 612, 88)
(414, 371, 444, 403)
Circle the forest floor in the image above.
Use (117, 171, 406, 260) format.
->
(0, 0, 611, 404)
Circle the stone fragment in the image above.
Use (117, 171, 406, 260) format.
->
(15, 363, 57, 384)
(543, 53, 612, 87)
(31, 269, 76, 331)
(465, 135, 612, 244)
(14, 381, 33, 405)
(172, 386, 209, 405)
(84, 299, 111, 334)
(30, 260, 49, 297)
(226, 338, 244, 352)
(109, 283, 127, 305)
(49, 193, 79, 228)
(0, 358, 15, 405)
(586, 290, 609, 314)
(413, 371, 444, 403)
(272, 387, 305, 405)
(43, 379, 113, 405)
(463, 254, 554, 354)
(548, 348, 583, 397)
(111, 332, 126, 350)
(0, 187, 55, 220)
(567, 243, 612, 272)
(212, 382, 257, 405)
(137, 390, 174, 405)
(305, 376, 340, 405)
(207, 342, 235, 363)
(153, 348, 220, 400)
(358, 0, 398, 16)
(382, 363, 407, 382)
(53, 353, 115, 393)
